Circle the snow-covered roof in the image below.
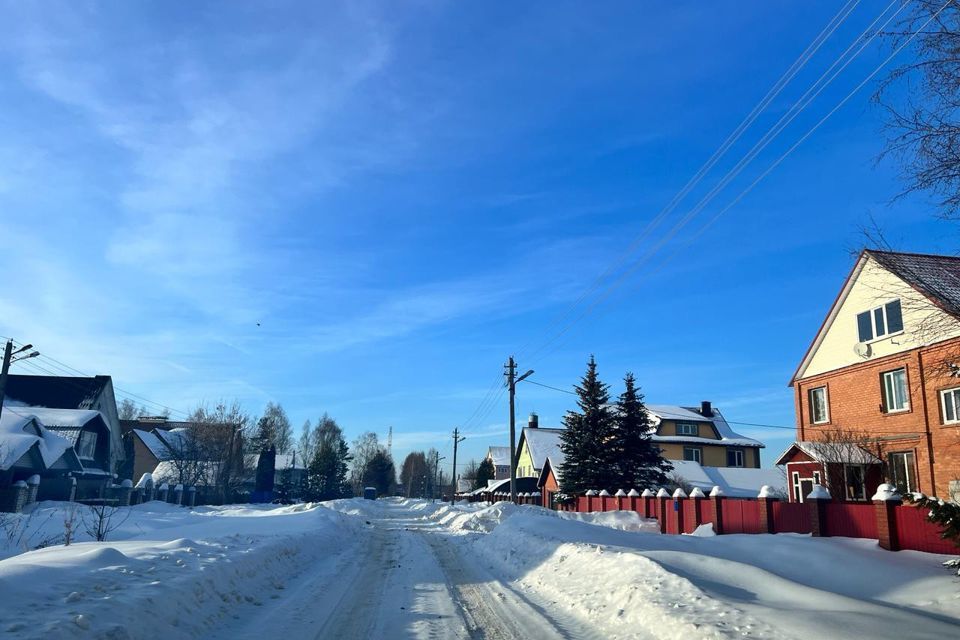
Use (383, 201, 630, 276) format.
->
(19, 408, 103, 428)
(774, 441, 881, 465)
(155, 428, 192, 454)
(0, 408, 77, 470)
(152, 460, 220, 486)
(666, 460, 785, 498)
(538, 453, 566, 487)
(519, 427, 564, 471)
(133, 429, 172, 461)
(245, 453, 307, 470)
(646, 406, 764, 448)
(486, 446, 511, 467)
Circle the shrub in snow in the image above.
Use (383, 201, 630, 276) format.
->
(905, 492, 960, 570)
(709, 486, 724, 497)
(806, 484, 831, 500)
(689, 487, 706, 498)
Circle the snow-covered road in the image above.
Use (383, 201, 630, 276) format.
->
(218, 500, 601, 640)
(3, 498, 960, 639)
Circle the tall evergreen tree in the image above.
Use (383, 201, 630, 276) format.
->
(304, 418, 351, 501)
(559, 356, 617, 494)
(611, 373, 672, 490)
(475, 458, 495, 490)
(363, 449, 396, 496)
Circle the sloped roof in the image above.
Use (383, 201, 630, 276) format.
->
(4, 374, 112, 410)
(245, 452, 307, 470)
(869, 250, 960, 317)
(668, 460, 785, 498)
(133, 429, 172, 461)
(774, 441, 881, 466)
(0, 408, 78, 470)
(486, 446, 511, 467)
(538, 453, 566, 487)
(23, 408, 103, 429)
(519, 427, 563, 471)
(645, 405, 764, 448)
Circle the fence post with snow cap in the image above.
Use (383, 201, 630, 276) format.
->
(136, 473, 155, 502)
(757, 485, 777, 534)
(116, 479, 133, 506)
(187, 486, 196, 507)
(641, 489, 654, 518)
(627, 489, 639, 513)
(709, 486, 724, 535)
(598, 489, 611, 511)
(689, 487, 705, 530)
(25, 475, 40, 505)
(655, 488, 670, 533)
(672, 488, 687, 534)
(585, 490, 597, 512)
(614, 489, 627, 510)
(807, 485, 831, 537)
(157, 483, 169, 503)
(872, 484, 902, 551)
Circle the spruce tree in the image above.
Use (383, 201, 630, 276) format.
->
(612, 373, 672, 491)
(304, 418, 351, 501)
(559, 356, 617, 495)
(475, 458, 495, 490)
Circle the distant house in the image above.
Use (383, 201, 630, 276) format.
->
(785, 250, 960, 503)
(645, 402, 763, 469)
(244, 452, 307, 494)
(4, 374, 124, 473)
(515, 414, 563, 478)
(485, 445, 512, 479)
(121, 417, 190, 481)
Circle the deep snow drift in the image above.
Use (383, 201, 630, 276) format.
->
(1, 498, 959, 639)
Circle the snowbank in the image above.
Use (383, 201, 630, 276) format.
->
(0, 501, 361, 639)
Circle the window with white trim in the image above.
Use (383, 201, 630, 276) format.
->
(808, 386, 829, 424)
(857, 299, 903, 342)
(726, 449, 744, 467)
(683, 447, 702, 463)
(77, 431, 97, 460)
(676, 422, 699, 436)
(882, 368, 910, 412)
(941, 387, 960, 424)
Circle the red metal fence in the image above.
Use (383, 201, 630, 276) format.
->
(465, 490, 957, 556)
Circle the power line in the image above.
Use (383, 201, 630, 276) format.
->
(522, 0, 906, 366)
(512, 0, 865, 364)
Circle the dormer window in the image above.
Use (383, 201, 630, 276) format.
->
(857, 299, 903, 342)
(77, 431, 98, 460)
(676, 423, 699, 436)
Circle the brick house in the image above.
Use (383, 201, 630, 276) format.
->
(781, 250, 960, 503)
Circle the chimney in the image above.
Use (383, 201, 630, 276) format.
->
(700, 401, 713, 417)
(528, 413, 539, 429)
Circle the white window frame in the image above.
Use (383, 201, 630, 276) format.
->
(808, 386, 829, 424)
(941, 387, 960, 424)
(683, 446, 702, 464)
(727, 449, 744, 468)
(888, 451, 916, 494)
(857, 299, 904, 343)
(676, 422, 699, 436)
(882, 368, 910, 413)
(77, 431, 97, 460)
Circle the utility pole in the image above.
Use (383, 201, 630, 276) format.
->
(433, 451, 446, 503)
(0, 340, 39, 423)
(505, 356, 534, 503)
(451, 427, 465, 503)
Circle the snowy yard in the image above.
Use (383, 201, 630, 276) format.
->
(1, 498, 959, 639)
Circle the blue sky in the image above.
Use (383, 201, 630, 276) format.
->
(0, 1, 955, 478)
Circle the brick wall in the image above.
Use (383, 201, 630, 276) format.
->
(794, 336, 960, 499)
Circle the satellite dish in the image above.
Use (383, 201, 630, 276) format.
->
(854, 342, 872, 358)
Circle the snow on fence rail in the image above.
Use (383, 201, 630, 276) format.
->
(458, 484, 957, 555)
